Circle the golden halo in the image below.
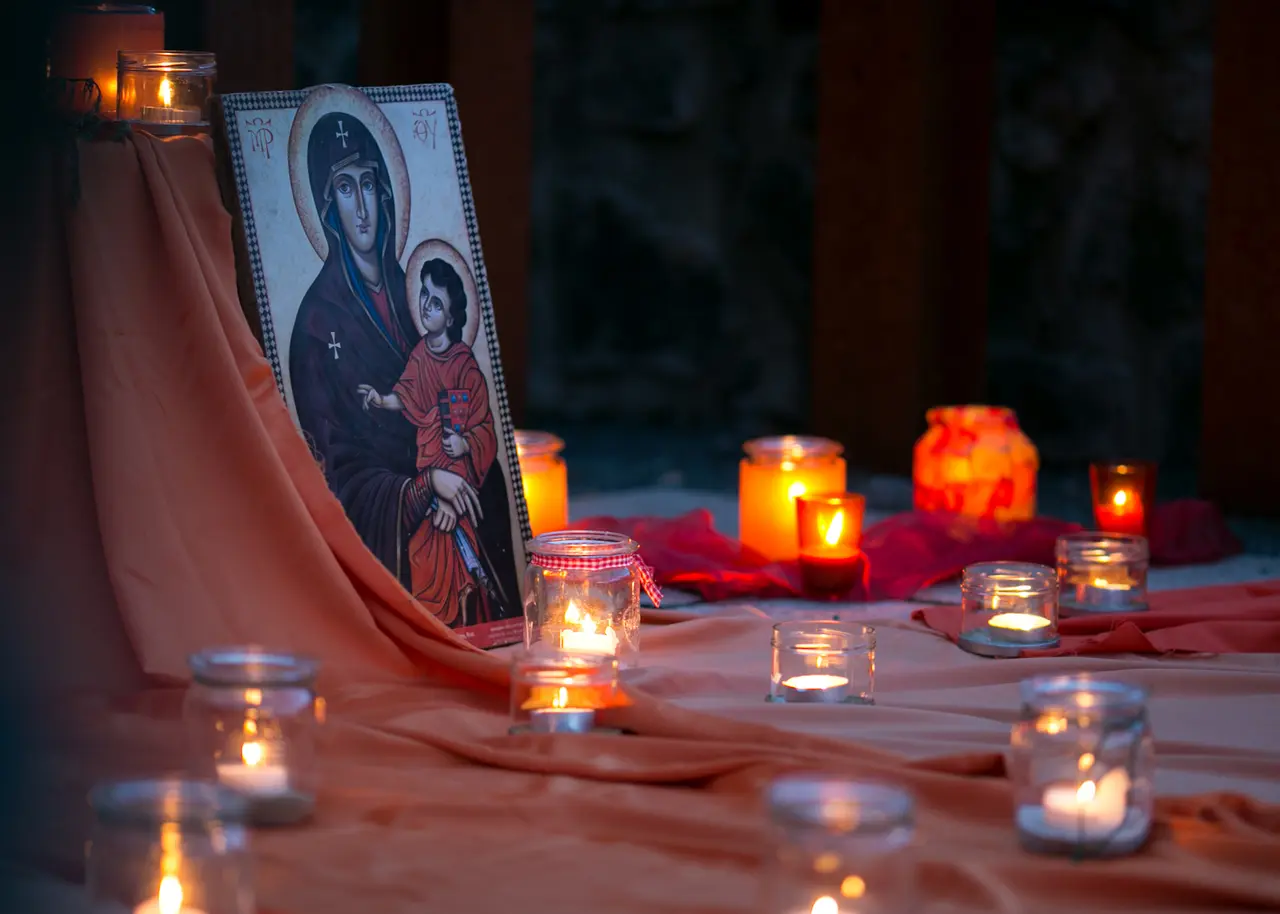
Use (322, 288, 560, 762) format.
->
(287, 85, 410, 262)
(405, 239, 481, 348)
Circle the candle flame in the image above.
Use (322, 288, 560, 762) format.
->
(823, 510, 845, 546)
(1112, 489, 1128, 508)
(158, 874, 183, 914)
(1078, 752, 1096, 771)
(241, 739, 264, 767)
(840, 875, 866, 899)
(562, 601, 615, 641)
(552, 687, 570, 709)
(811, 897, 839, 914)
(787, 481, 807, 501)
(159, 77, 173, 108)
(1076, 780, 1097, 803)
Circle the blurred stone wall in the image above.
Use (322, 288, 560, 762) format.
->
(987, 0, 1214, 472)
(527, 0, 819, 435)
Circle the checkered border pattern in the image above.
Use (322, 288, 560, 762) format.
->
(217, 83, 533, 548)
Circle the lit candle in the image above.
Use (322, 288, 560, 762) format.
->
(1095, 486, 1145, 536)
(139, 76, 203, 125)
(777, 673, 852, 704)
(558, 601, 619, 656)
(215, 738, 290, 797)
(527, 686, 596, 733)
(987, 611, 1053, 645)
(740, 437, 846, 562)
(1040, 767, 1130, 837)
(515, 430, 568, 536)
(133, 874, 209, 914)
(797, 493, 865, 595)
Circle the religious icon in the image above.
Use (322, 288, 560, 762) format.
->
(215, 84, 529, 648)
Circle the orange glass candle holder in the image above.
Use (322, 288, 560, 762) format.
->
(515, 430, 568, 536)
(1090, 461, 1156, 537)
(48, 4, 165, 117)
(913, 405, 1039, 521)
(739, 436, 846, 562)
(796, 492, 865, 597)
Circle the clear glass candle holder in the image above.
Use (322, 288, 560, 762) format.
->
(796, 493, 866, 598)
(86, 778, 254, 914)
(1057, 533, 1149, 615)
(515, 430, 569, 537)
(523, 530, 644, 667)
(740, 436, 847, 562)
(1008, 676, 1155, 857)
(1090, 460, 1157, 537)
(184, 648, 322, 826)
(509, 649, 620, 734)
(762, 775, 915, 914)
(117, 50, 217, 127)
(958, 562, 1059, 658)
(768, 621, 874, 705)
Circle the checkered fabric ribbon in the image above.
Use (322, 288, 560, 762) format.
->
(528, 551, 663, 608)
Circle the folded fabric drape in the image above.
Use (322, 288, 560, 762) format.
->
(8, 132, 1277, 914)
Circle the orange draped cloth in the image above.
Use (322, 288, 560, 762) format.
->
(6, 132, 1280, 914)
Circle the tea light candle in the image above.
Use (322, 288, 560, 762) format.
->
(1057, 533, 1149, 615)
(510, 651, 618, 735)
(987, 612, 1053, 645)
(796, 493, 865, 597)
(133, 875, 208, 914)
(777, 673, 852, 703)
(527, 686, 596, 733)
(740, 437, 846, 562)
(215, 739, 290, 797)
(558, 600, 619, 656)
(1090, 461, 1156, 537)
(515, 430, 568, 536)
(1036, 767, 1131, 838)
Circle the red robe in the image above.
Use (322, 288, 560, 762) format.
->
(392, 339, 498, 625)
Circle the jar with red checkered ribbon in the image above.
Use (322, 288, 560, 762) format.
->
(523, 530, 662, 668)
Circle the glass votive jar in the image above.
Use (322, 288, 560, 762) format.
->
(768, 621, 874, 705)
(740, 436, 847, 562)
(117, 50, 217, 127)
(763, 775, 915, 914)
(1056, 532, 1149, 614)
(86, 778, 253, 914)
(796, 493, 866, 597)
(509, 649, 620, 734)
(515, 429, 569, 537)
(523, 530, 653, 667)
(958, 562, 1059, 658)
(184, 648, 321, 826)
(1090, 460, 1157, 537)
(1008, 676, 1155, 857)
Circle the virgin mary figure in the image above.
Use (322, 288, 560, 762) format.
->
(288, 110, 479, 589)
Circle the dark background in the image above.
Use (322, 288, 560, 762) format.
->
(258, 0, 1220, 515)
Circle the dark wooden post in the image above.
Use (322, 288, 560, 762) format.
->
(811, 0, 996, 473)
(201, 1, 296, 93)
(359, 0, 534, 426)
(1200, 0, 1280, 515)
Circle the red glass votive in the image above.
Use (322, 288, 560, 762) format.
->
(1090, 461, 1156, 537)
(796, 493, 866, 597)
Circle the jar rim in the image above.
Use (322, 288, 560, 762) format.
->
(925, 404, 1017, 425)
(1020, 675, 1148, 714)
(528, 530, 637, 558)
(1057, 532, 1149, 561)
(961, 561, 1056, 593)
(90, 778, 247, 828)
(768, 776, 913, 832)
(188, 647, 319, 688)
(514, 429, 565, 458)
(771, 620, 875, 647)
(743, 435, 843, 463)
(1090, 459, 1156, 477)
(117, 50, 218, 73)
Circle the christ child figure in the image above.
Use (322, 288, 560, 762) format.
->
(357, 258, 499, 626)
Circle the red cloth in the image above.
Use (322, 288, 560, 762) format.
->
(912, 580, 1280, 656)
(575, 499, 1243, 604)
